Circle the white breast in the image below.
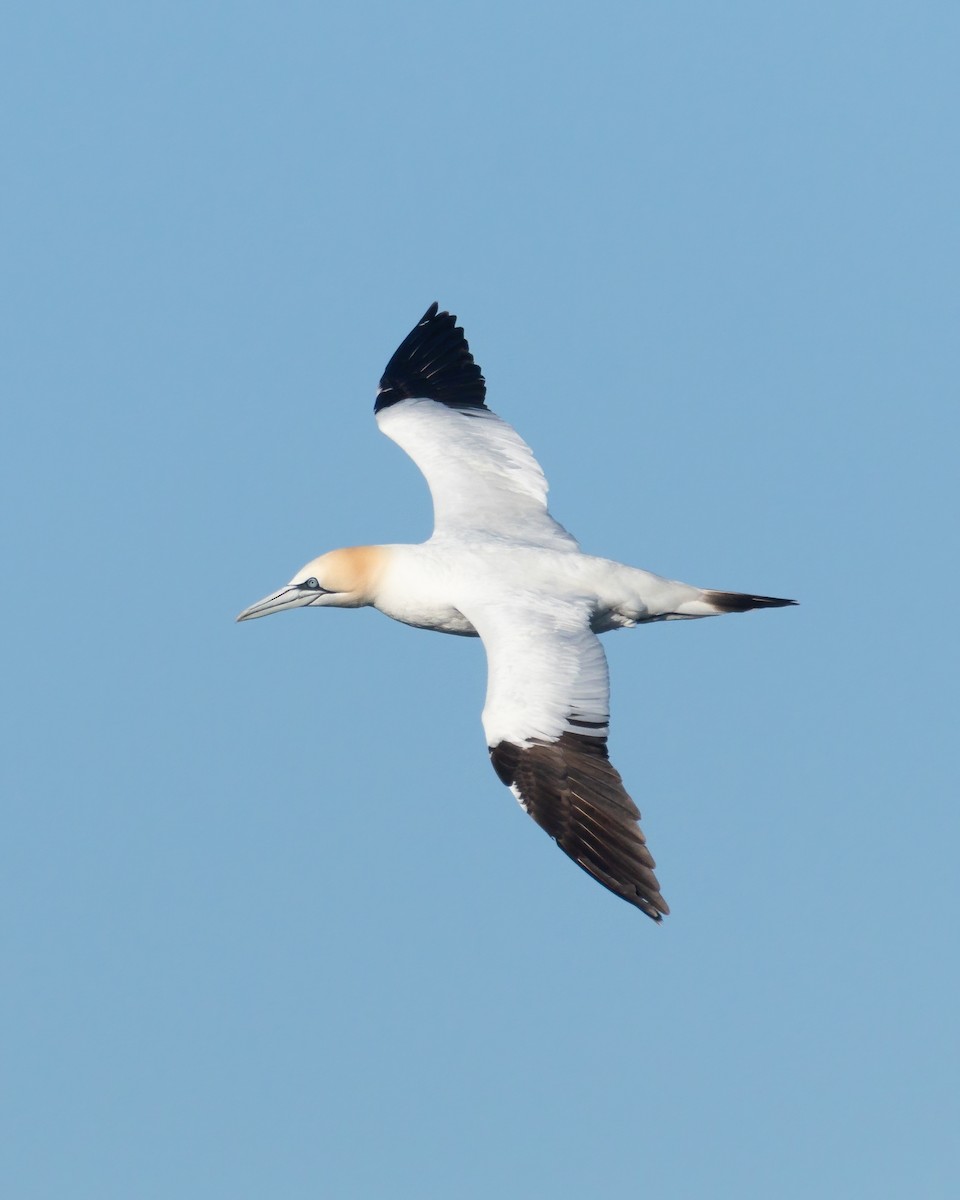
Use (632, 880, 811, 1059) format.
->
(372, 544, 478, 635)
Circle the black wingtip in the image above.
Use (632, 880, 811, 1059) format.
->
(375, 303, 487, 413)
(490, 735, 670, 922)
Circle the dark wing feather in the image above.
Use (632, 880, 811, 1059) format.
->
(490, 732, 669, 921)
(376, 302, 487, 413)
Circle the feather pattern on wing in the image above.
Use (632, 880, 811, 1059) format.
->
(464, 597, 668, 919)
(375, 305, 577, 549)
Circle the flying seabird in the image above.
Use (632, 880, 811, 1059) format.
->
(237, 303, 795, 920)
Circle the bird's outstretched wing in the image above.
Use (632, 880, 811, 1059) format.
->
(375, 303, 578, 550)
(463, 595, 669, 920)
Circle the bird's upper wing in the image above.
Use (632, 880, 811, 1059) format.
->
(375, 303, 578, 550)
(462, 594, 669, 920)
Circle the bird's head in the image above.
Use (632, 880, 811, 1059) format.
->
(235, 546, 385, 622)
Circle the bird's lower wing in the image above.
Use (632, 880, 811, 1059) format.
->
(464, 597, 668, 920)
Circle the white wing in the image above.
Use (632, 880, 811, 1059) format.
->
(463, 595, 669, 920)
(377, 400, 577, 548)
(375, 304, 578, 549)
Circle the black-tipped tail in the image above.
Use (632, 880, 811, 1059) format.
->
(375, 302, 487, 413)
(704, 591, 798, 613)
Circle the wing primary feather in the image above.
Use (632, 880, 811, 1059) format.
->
(489, 733, 669, 920)
(375, 303, 487, 413)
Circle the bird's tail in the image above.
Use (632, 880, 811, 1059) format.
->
(669, 590, 797, 617)
(703, 590, 797, 613)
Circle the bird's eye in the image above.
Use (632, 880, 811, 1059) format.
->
(304, 577, 320, 590)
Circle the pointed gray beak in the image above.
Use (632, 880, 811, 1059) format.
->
(236, 585, 315, 622)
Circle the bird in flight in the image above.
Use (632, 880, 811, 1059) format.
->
(237, 303, 795, 920)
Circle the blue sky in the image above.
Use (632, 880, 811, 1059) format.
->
(2, 3, 958, 1197)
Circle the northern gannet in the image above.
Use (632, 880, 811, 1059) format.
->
(238, 304, 795, 920)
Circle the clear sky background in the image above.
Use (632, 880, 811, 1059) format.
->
(2, 3, 957, 1197)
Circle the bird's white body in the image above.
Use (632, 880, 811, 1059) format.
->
(238, 304, 794, 919)
(371, 541, 707, 637)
